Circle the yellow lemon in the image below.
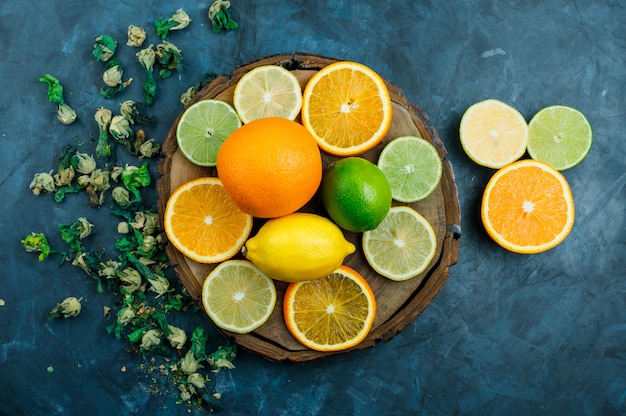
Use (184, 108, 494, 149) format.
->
(242, 213, 356, 282)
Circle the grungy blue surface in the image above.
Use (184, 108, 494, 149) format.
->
(1, 1, 625, 415)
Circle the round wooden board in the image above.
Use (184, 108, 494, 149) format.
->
(157, 52, 461, 363)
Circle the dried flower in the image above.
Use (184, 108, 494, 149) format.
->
(92, 35, 117, 62)
(54, 165, 75, 186)
(112, 186, 131, 208)
(140, 329, 162, 350)
(116, 306, 136, 325)
(187, 373, 206, 390)
(95, 107, 112, 158)
(98, 260, 121, 279)
(71, 152, 97, 175)
(48, 297, 82, 319)
(142, 212, 160, 235)
(56, 103, 77, 125)
(109, 115, 134, 144)
(21, 232, 52, 261)
(141, 235, 158, 254)
(118, 267, 142, 294)
(110, 166, 124, 182)
(208, 1, 238, 34)
(155, 41, 183, 79)
(179, 350, 204, 374)
(137, 46, 157, 106)
(138, 138, 160, 160)
(167, 325, 187, 350)
(72, 252, 92, 274)
(30, 171, 56, 195)
(88, 169, 111, 192)
(155, 8, 191, 40)
(126, 25, 146, 47)
(117, 221, 130, 234)
(147, 274, 169, 297)
(103, 65, 124, 87)
(170, 9, 192, 30)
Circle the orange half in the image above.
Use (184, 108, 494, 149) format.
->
(164, 177, 253, 263)
(301, 61, 392, 156)
(481, 159, 575, 254)
(283, 265, 376, 352)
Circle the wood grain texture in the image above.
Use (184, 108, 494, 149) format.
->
(157, 52, 461, 362)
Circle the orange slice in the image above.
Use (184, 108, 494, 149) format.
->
(164, 177, 253, 263)
(283, 265, 376, 352)
(481, 159, 575, 254)
(301, 61, 392, 156)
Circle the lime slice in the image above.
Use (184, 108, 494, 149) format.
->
(202, 260, 276, 334)
(362, 206, 437, 281)
(233, 65, 303, 123)
(176, 99, 241, 167)
(527, 105, 592, 170)
(377, 136, 443, 202)
(459, 99, 528, 169)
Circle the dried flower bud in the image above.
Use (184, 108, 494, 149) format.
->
(179, 86, 196, 106)
(103, 65, 124, 87)
(72, 152, 97, 175)
(110, 166, 124, 182)
(109, 115, 133, 143)
(118, 267, 142, 293)
(142, 212, 160, 235)
(140, 329, 162, 350)
(54, 166, 75, 186)
(88, 169, 111, 192)
(170, 9, 192, 30)
(137, 45, 156, 71)
(167, 325, 187, 350)
(117, 221, 130, 234)
(75, 217, 94, 239)
(147, 274, 169, 297)
(72, 252, 91, 274)
(126, 25, 146, 47)
(98, 260, 121, 279)
(30, 171, 56, 195)
(112, 186, 131, 207)
(179, 350, 203, 374)
(141, 235, 157, 253)
(130, 211, 146, 229)
(93, 35, 117, 62)
(95, 107, 112, 131)
(120, 100, 139, 124)
(117, 306, 136, 325)
(187, 373, 205, 390)
(56, 102, 77, 125)
(49, 296, 82, 319)
(138, 139, 160, 160)
(76, 174, 90, 187)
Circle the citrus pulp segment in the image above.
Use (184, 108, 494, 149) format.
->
(527, 105, 592, 170)
(301, 61, 392, 156)
(481, 159, 575, 254)
(176, 99, 242, 167)
(459, 99, 529, 169)
(283, 265, 376, 352)
(377, 136, 443, 202)
(163, 177, 253, 263)
(362, 206, 437, 281)
(202, 260, 277, 334)
(233, 64, 303, 123)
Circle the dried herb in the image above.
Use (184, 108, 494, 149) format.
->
(155, 9, 192, 40)
(48, 297, 83, 319)
(21, 232, 54, 261)
(38, 74, 77, 125)
(155, 41, 184, 79)
(92, 35, 117, 62)
(137, 46, 157, 105)
(208, 1, 238, 34)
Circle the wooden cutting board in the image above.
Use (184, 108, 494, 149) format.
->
(157, 52, 461, 363)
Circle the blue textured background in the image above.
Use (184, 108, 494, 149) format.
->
(1, 1, 625, 415)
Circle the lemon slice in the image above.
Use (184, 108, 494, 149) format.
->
(377, 136, 443, 203)
(202, 260, 277, 334)
(459, 99, 528, 169)
(363, 206, 437, 281)
(527, 105, 592, 170)
(176, 99, 242, 167)
(233, 65, 303, 123)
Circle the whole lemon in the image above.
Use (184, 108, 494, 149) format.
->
(321, 157, 392, 232)
(242, 213, 356, 282)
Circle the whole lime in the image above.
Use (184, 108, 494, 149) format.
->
(321, 157, 392, 232)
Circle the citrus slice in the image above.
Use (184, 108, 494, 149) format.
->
(377, 136, 443, 202)
(527, 105, 592, 170)
(176, 99, 242, 167)
(481, 159, 575, 254)
(362, 206, 437, 281)
(233, 65, 303, 123)
(459, 99, 528, 169)
(283, 265, 376, 352)
(164, 177, 253, 263)
(202, 260, 276, 334)
(301, 61, 392, 156)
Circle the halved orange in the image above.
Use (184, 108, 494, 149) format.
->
(481, 159, 575, 254)
(283, 265, 376, 352)
(301, 61, 392, 156)
(164, 177, 253, 263)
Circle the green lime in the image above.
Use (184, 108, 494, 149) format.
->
(377, 136, 443, 202)
(527, 105, 592, 170)
(176, 99, 242, 167)
(321, 157, 392, 233)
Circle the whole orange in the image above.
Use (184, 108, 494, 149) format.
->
(216, 117, 323, 218)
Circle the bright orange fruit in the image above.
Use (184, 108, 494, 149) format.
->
(216, 117, 323, 218)
(283, 265, 376, 352)
(164, 177, 253, 263)
(301, 61, 392, 156)
(481, 159, 575, 254)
